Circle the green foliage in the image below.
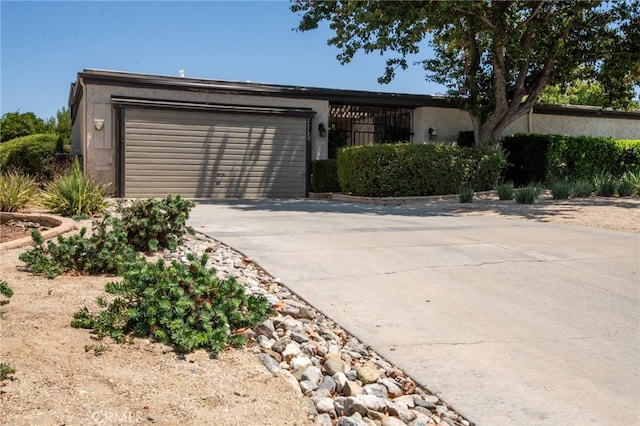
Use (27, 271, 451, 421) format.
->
(52, 107, 72, 147)
(117, 195, 195, 252)
(537, 80, 640, 109)
(71, 254, 274, 354)
(622, 168, 640, 196)
(0, 363, 16, 381)
(84, 344, 110, 356)
(458, 185, 474, 203)
(336, 143, 505, 197)
(41, 158, 108, 217)
(0, 280, 14, 319)
(593, 172, 619, 197)
(502, 134, 640, 186)
(497, 183, 514, 201)
(0, 111, 52, 142)
(312, 160, 341, 193)
(571, 179, 594, 198)
(292, 1, 639, 145)
(457, 131, 475, 148)
(514, 186, 539, 204)
(19, 216, 144, 279)
(0, 133, 58, 181)
(0, 170, 39, 212)
(617, 179, 635, 196)
(551, 180, 572, 200)
(328, 126, 349, 159)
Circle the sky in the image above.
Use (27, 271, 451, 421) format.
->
(1, 1, 445, 121)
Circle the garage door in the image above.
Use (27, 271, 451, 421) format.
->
(123, 108, 309, 198)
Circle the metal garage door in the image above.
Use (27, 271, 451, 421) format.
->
(123, 108, 309, 198)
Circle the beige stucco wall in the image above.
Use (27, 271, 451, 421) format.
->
(79, 82, 329, 188)
(412, 106, 472, 144)
(413, 106, 639, 144)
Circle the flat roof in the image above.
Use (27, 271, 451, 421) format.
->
(73, 69, 640, 119)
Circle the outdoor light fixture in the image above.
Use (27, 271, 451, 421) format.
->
(318, 123, 327, 137)
(428, 127, 437, 140)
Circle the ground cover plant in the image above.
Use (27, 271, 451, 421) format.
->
(551, 180, 572, 200)
(497, 183, 514, 200)
(458, 185, 474, 203)
(514, 185, 539, 204)
(71, 254, 274, 354)
(0, 280, 16, 380)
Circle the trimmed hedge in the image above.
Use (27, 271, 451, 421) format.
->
(502, 134, 640, 186)
(336, 143, 506, 197)
(1, 133, 58, 181)
(311, 159, 341, 192)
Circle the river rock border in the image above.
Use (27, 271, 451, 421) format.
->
(168, 232, 473, 426)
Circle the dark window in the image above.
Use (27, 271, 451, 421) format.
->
(329, 104, 412, 148)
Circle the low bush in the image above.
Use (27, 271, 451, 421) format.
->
(19, 216, 144, 279)
(311, 159, 340, 192)
(337, 143, 505, 197)
(118, 195, 195, 252)
(571, 179, 593, 198)
(502, 133, 640, 185)
(0, 133, 58, 181)
(0, 170, 40, 212)
(551, 180, 572, 200)
(622, 168, 640, 196)
(514, 186, 539, 204)
(497, 183, 514, 200)
(593, 172, 618, 197)
(0, 280, 13, 319)
(41, 158, 108, 217)
(71, 254, 274, 354)
(458, 185, 474, 203)
(617, 179, 635, 197)
(457, 131, 475, 148)
(0, 363, 15, 381)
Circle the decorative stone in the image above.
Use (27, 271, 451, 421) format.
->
(315, 413, 333, 426)
(319, 375, 337, 392)
(387, 402, 417, 423)
(290, 356, 312, 371)
(379, 378, 404, 398)
(323, 357, 347, 376)
(301, 365, 324, 385)
(393, 394, 416, 408)
(344, 397, 368, 417)
(382, 416, 409, 426)
(343, 380, 363, 396)
(333, 372, 348, 392)
(357, 362, 381, 385)
(336, 416, 367, 426)
(363, 383, 389, 398)
(282, 342, 301, 358)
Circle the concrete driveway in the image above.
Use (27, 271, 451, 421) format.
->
(188, 199, 639, 426)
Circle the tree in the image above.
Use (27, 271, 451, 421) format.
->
(540, 80, 640, 109)
(292, 0, 640, 147)
(52, 107, 72, 146)
(0, 112, 51, 143)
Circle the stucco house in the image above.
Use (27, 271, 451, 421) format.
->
(69, 69, 640, 199)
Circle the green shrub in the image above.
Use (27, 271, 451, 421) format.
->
(0, 170, 39, 212)
(617, 179, 635, 197)
(622, 169, 640, 196)
(19, 216, 144, 279)
(497, 183, 514, 200)
(0, 363, 16, 381)
(593, 172, 618, 197)
(551, 180, 572, 200)
(0, 280, 13, 319)
(458, 185, 474, 203)
(514, 186, 539, 204)
(0, 133, 58, 181)
(117, 195, 195, 252)
(71, 254, 274, 354)
(41, 158, 108, 217)
(336, 143, 505, 197)
(312, 159, 340, 192)
(457, 131, 475, 148)
(571, 179, 593, 197)
(502, 134, 640, 185)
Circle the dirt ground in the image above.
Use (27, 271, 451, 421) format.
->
(1, 195, 638, 425)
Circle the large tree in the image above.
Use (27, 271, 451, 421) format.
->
(0, 111, 51, 143)
(292, 0, 640, 147)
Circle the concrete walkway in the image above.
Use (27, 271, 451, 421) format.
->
(188, 199, 640, 426)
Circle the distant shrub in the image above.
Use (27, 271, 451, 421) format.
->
(514, 186, 539, 204)
(458, 185, 474, 203)
(593, 171, 618, 197)
(617, 179, 635, 197)
(0, 170, 40, 212)
(0, 133, 58, 181)
(550, 180, 572, 200)
(497, 183, 514, 200)
(571, 179, 593, 198)
(41, 158, 109, 217)
(312, 159, 340, 192)
(337, 143, 505, 197)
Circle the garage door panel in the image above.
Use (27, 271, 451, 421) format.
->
(124, 108, 308, 198)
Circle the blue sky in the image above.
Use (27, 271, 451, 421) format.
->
(1, 1, 445, 121)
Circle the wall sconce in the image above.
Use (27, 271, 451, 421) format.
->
(428, 127, 437, 141)
(318, 123, 327, 137)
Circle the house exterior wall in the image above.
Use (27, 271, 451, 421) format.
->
(76, 82, 329, 189)
(412, 107, 639, 144)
